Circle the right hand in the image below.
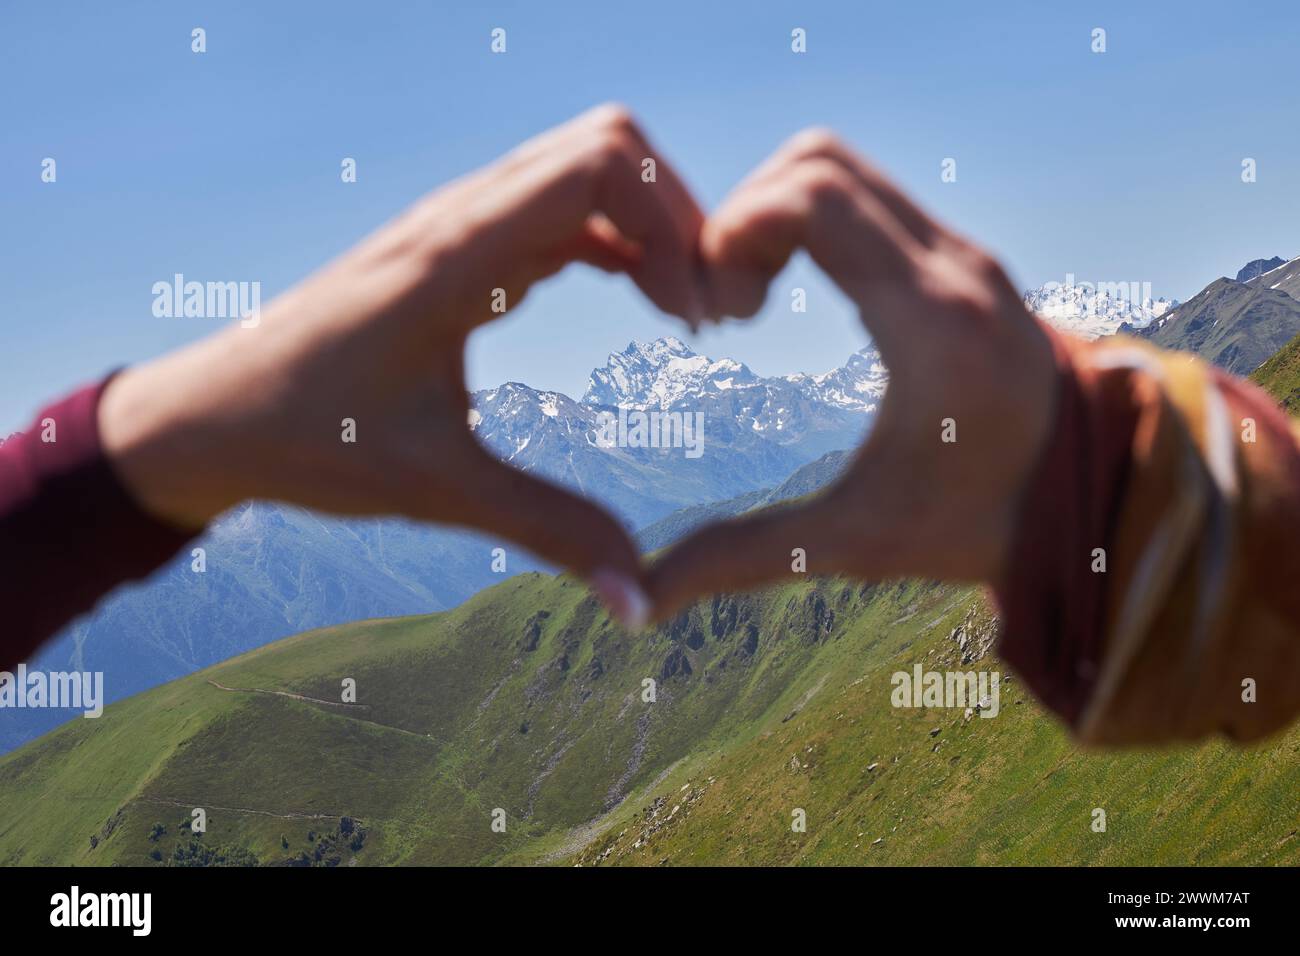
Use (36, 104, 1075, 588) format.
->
(649, 130, 1060, 620)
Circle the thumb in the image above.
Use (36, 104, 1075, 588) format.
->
(448, 449, 650, 628)
(644, 485, 858, 621)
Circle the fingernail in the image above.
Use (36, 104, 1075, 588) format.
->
(589, 568, 650, 631)
(685, 289, 708, 329)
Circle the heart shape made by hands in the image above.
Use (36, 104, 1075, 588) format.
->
(440, 109, 1060, 624)
(110, 106, 1057, 632)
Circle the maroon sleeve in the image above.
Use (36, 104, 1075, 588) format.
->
(0, 376, 199, 669)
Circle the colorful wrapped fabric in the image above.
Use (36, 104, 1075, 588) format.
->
(996, 324, 1300, 745)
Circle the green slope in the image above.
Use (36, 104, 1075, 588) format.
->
(2, 565, 1298, 866)
(568, 590, 1300, 866)
(1250, 329, 1300, 413)
(0, 569, 936, 865)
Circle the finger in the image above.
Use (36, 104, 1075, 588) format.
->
(538, 215, 643, 277)
(644, 483, 868, 621)
(457, 104, 707, 324)
(746, 129, 950, 249)
(701, 155, 923, 324)
(445, 445, 650, 627)
(584, 107, 707, 323)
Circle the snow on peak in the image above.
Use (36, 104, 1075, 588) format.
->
(1023, 277, 1177, 340)
(578, 334, 891, 416)
(473, 383, 580, 426)
(784, 346, 888, 412)
(470, 336, 888, 464)
(583, 336, 757, 409)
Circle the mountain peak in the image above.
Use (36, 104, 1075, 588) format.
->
(782, 346, 887, 412)
(843, 346, 886, 372)
(584, 336, 753, 409)
(1237, 256, 1288, 283)
(614, 335, 696, 364)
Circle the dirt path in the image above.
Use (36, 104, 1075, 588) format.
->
(206, 678, 369, 709)
(138, 795, 354, 823)
(205, 679, 433, 741)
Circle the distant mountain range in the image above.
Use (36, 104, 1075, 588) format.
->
(1023, 280, 1177, 340)
(637, 449, 851, 553)
(471, 336, 882, 526)
(3, 338, 882, 754)
(1019, 257, 1300, 377)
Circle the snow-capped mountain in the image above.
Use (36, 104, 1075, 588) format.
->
(1023, 280, 1176, 339)
(583, 336, 886, 416)
(783, 346, 889, 413)
(583, 336, 759, 409)
(471, 337, 883, 527)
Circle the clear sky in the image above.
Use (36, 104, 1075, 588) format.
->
(3, 0, 1299, 433)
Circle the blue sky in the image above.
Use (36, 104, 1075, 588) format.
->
(3, 0, 1299, 433)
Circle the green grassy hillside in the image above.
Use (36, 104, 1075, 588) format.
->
(567, 597, 1300, 867)
(1250, 329, 1300, 413)
(2, 565, 1298, 866)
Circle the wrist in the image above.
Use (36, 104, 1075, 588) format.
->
(97, 348, 248, 530)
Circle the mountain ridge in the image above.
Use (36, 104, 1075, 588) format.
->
(1121, 256, 1300, 374)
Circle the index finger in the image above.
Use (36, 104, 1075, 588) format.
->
(436, 104, 708, 324)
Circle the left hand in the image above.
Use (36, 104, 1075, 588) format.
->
(98, 105, 707, 624)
